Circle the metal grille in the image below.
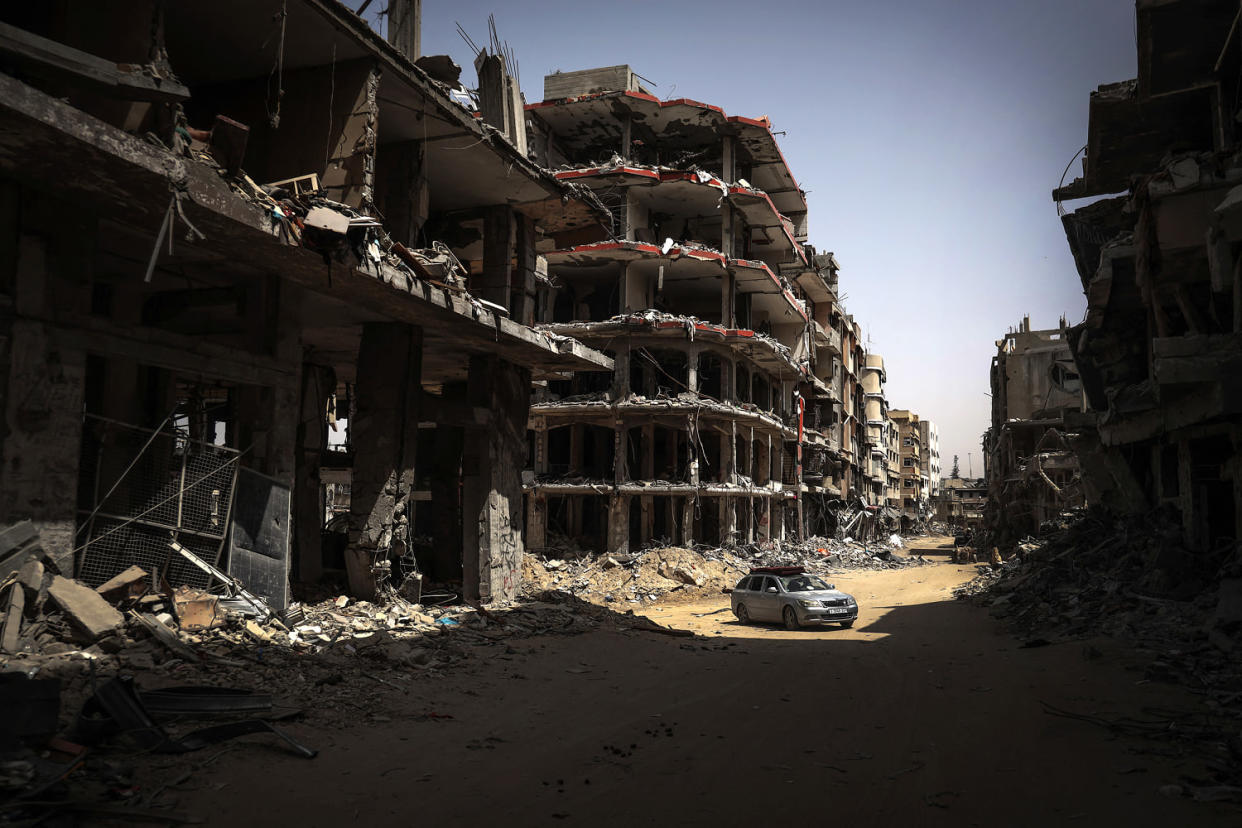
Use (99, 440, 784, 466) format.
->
(75, 415, 239, 589)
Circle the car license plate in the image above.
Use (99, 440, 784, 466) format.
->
(827, 608, 847, 614)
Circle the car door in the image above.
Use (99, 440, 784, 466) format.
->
(732, 576, 756, 615)
(752, 575, 780, 621)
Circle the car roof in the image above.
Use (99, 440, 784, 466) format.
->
(747, 566, 805, 575)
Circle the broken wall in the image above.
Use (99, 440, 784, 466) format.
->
(184, 60, 380, 209)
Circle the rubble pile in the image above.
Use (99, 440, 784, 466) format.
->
(522, 534, 930, 606)
(0, 523, 696, 822)
(954, 507, 1230, 639)
(955, 507, 1242, 785)
(748, 535, 931, 573)
(522, 546, 746, 605)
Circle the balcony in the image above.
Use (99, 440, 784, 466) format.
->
(812, 320, 842, 355)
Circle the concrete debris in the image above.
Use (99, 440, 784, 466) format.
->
(523, 534, 928, 607)
(46, 576, 124, 643)
(956, 507, 1242, 781)
(94, 565, 149, 602)
(415, 54, 463, 87)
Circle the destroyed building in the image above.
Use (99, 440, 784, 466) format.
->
(935, 477, 986, 529)
(1053, 0, 1242, 555)
(520, 65, 874, 552)
(982, 317, 1086, 545)
(885, 414, 901, 511)
(0, 0, 617, 606)
(888, 410, 926, 525)
(860, 353, 890, 507)
(920, 419, 941, 502)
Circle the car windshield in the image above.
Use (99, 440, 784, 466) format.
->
(779, 574, 831, 592)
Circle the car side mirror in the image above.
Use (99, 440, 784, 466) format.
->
(722, 588, 733, 594)
(766, 587, 778, 594)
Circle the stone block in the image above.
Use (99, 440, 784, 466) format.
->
(95, 565, 148, 602)
(46, 575, 124, 642)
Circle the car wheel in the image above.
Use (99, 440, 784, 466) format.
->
(840, 619, 855, 629)
(735, 604, 750, 624)
(783, 606, 800, 631)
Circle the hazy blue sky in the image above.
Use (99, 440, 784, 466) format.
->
(363, 0, 1136, 478)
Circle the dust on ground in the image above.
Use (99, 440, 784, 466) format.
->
(134, 534, 1239, 827)
(520, 533, 943, 607)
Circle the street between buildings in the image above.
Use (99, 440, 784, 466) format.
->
(145, 538, 1235, 827)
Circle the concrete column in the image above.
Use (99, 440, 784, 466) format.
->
(386, 0, 421, 60)
(380, 140, 428, 247)
(346, 323, 422, 599)
(461, 355, 531, 605)
(615, 340, 631, 398)
(640, 495, 654, 544)
(681, 496, 697, 545)
(721, 273, 736, 328)
(664, 494, 677, 541)
(429, 422, 463, 581)
(755, 434, 765, 486)
(728, 420, 738, 484)
(686, 345, 699, 394)
(0, 320, 85, 573)
(772, 437, 783, 486)
(526, 492, 547, 552)
(236, 278, 302, 483)
(746, 496, 755, 543)
(625, 189, 641, 241)
(607, 493, 630, 555)
(614, 419, 627, 484)
(619, 261, 633, 313)
(621, 113, 633, 161)
(688, 424, 700, 486)
(533, 417, 549, 474)
(720, 497, 737, 547)
(512, 213, 537, 326)
(293, 361, 335, 582)
(481, 205, 514, 311)
(759, 496, 771, 541)
(743, 426, 754, 482)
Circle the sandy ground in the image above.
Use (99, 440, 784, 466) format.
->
(142, 537, 1238, 827)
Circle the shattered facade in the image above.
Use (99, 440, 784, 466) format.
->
(0, 0, 616, 607)
(920, 419, 940, 501)
(934, 477, 986, 529)
(1054, 0, 1242, 557)
(860, 353, 890, 507)
(520, 66, 903, 552)
(888, 410, 926, 524)
(983, 317, 1086, 545)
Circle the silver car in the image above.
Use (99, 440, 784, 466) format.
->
(729, 568, 858, 630)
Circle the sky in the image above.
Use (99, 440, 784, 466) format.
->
(358, 0, 1137, 479)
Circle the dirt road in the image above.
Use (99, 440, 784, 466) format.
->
(158, 539, 1236, 826)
